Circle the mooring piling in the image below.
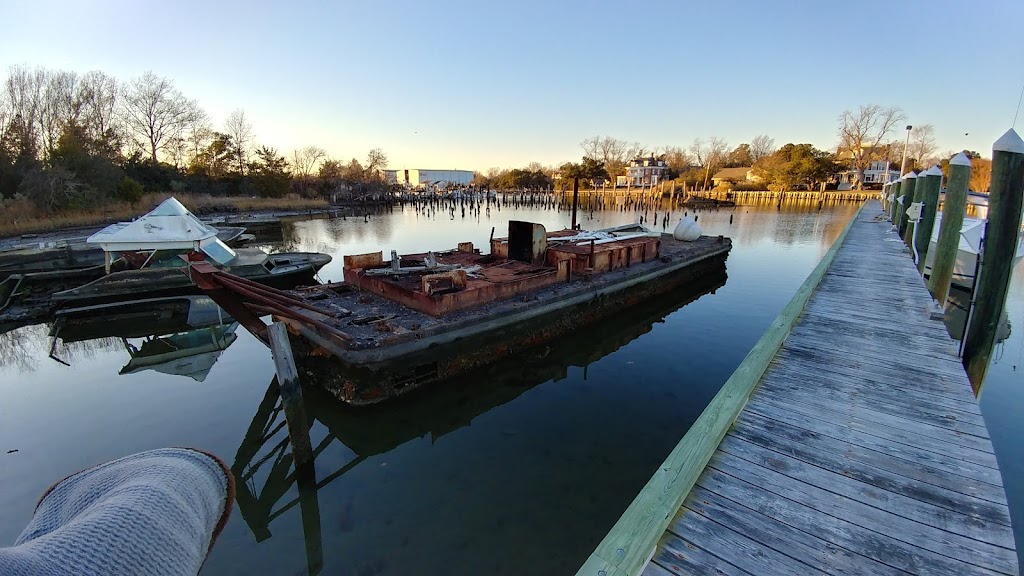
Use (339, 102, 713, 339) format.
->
(267, 321, 313, 465)
(914, 165, 944, 273)
(928, 153, 971, 305)
(964, 128, 1024, 387)
(889, 177, 902, 222)
(898, 172, 917, 235)
(901, 171, 922, 245)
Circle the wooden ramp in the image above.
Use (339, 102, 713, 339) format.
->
(577, 202, 1017, 576)
(644, 204, 1017, 575)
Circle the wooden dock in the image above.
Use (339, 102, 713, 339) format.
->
(578, 201, 1018, 576)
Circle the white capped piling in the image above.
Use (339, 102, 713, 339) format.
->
(889, 177, 903, 222)
(928, 153, 971, 305)
(915, 166, 944, 272)
(897, 172, 917, 235)
(964, 129, 1024, 387)
(267, 321, 313, 465)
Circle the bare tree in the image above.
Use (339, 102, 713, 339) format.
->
(38, 70, 81, 156)
(662, 146, 693, 175)
(78, 71, 122, 150)
(3, 65, 47, 155)
(749, 134, 776, 162)
(365, 148, 388, 176)
(691, 136, 730, 190)
(907, 124, 937, 169)
(291, 146, 326, 177)
(224, 109, 253, 175)
(837, 104, 905, 188)
(185, 111, 212, 166)
(580, 135, 644, 181)
(121, 71, 200, 163)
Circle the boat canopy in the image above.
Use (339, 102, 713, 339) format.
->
(930, 214, 986, 255)
(87, 197, 236, 265)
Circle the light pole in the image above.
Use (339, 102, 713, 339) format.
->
(900, 124, 913, 175)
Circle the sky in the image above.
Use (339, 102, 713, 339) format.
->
(2, 0, 1023, 172)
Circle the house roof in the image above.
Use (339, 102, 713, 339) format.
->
(712, 167, 753, 180)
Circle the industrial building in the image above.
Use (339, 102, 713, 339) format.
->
(384, 169, 474, 189)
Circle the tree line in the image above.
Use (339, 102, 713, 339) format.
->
(0, 65, 392, 216)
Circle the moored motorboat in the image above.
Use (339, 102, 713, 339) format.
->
(922, 213, 1024, 290)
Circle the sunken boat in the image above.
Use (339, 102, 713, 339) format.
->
(189, 219, 731, 405)
(0, 197, 330, 324)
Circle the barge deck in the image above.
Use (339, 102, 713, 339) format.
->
(190, 223, 732, 404)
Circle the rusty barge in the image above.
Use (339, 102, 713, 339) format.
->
(189, 221, 732, 405)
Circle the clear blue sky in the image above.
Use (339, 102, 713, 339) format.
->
(2, 0, 1022, 171)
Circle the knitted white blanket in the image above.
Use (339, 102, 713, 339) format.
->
(1, 448, 234, 576)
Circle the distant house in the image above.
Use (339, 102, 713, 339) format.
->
(711, 167, 761, 187)
(836, 161, 899, 190)
(624, 156, 669, 187)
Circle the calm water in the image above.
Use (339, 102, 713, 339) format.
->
(0, 198, 1019, 574)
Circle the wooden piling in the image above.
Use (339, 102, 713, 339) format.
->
(915, 166, 943, 272)
(267, 321, 313, 465)
(898, 171, 918, 239)
(889, 179, 902, 222)
(964, 129, 1024, 387)
(928, 153, 971, 305)
(571, 177, 580, 230)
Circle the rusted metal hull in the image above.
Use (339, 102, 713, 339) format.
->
(291, 249, 730, 405)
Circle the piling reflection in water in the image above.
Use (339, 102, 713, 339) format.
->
(230, 267, 727, 575)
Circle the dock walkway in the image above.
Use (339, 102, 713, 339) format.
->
(580, 202, 1018, 576)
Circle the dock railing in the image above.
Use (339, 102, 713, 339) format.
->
(575, 202, 865, 576)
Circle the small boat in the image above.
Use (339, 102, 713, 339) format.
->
(0, 225, 250, 282)
(922, 213, 1024, 290)
(48, 197, 331, 310)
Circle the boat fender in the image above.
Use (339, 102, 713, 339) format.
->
(673, 217, 702, 242)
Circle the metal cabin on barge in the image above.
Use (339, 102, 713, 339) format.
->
(188, 220, 732, 405)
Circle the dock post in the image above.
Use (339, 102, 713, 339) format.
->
(571, 177, 580, 230)
(267, 321, 313, 465)
(928, 153, 971, 304)
(889, 178, 902, 222)
(915, 166, 943, 273)
(898, 171, 918, 239)
(964, 129, 1024, 388)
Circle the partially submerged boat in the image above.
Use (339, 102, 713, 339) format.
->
(188, 219, 732, 405)
(0, 226, 249, 281)
(50, 197, 331, 310)
(0, 197, 331, 323)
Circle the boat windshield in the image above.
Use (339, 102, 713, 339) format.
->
(200, 238, 236, 265)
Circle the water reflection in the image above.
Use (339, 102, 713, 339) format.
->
(41, 296, 240, 381)
(231, 270, 727, 575)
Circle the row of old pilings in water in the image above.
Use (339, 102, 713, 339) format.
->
(881, 128, 1024, 390)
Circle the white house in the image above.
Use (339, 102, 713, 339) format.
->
(624, 157, 669, 187)
(384, 169, 474, 189)
(837, 161, 900, 190)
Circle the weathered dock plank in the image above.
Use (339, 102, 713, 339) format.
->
(579, 203, 1018, 576)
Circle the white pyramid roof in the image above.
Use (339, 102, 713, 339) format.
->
(88, 197, 218, 251)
